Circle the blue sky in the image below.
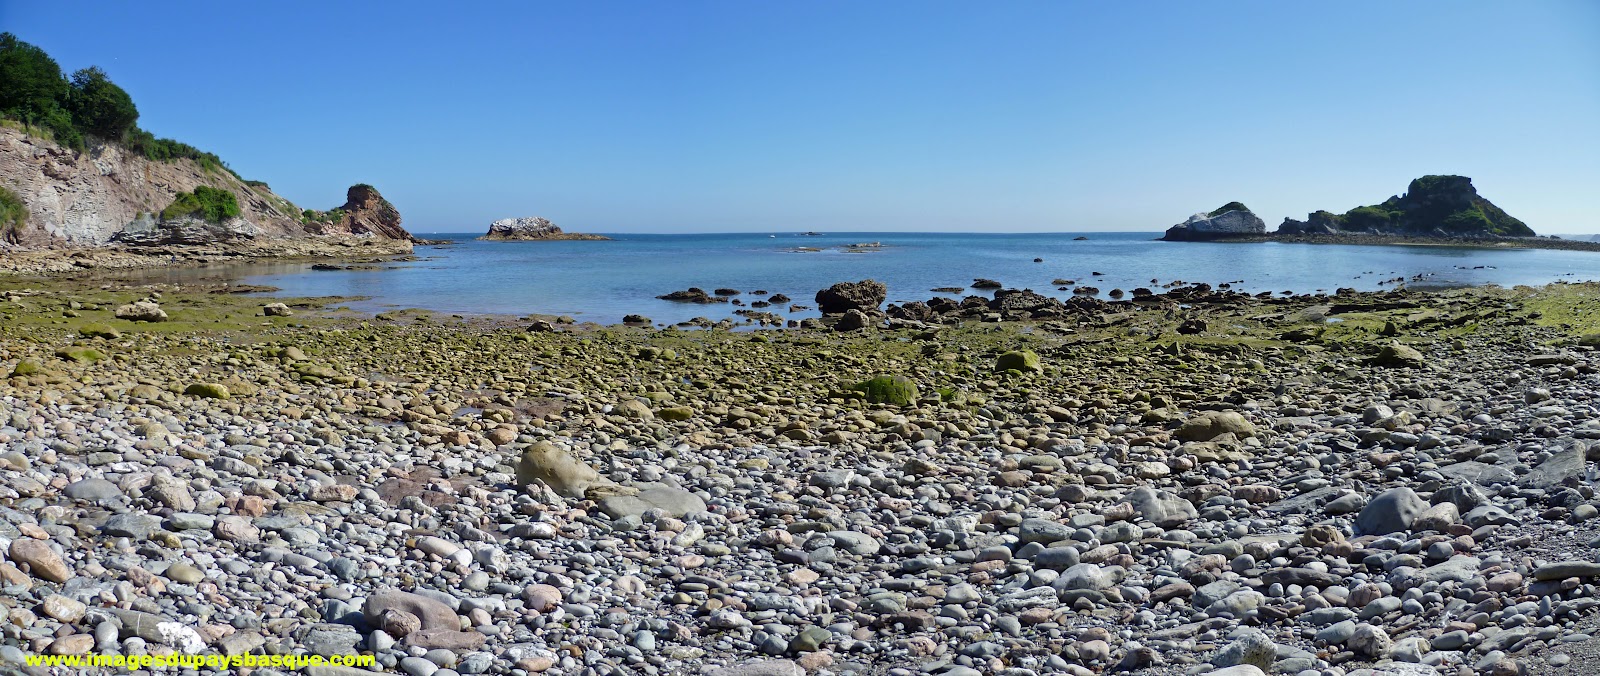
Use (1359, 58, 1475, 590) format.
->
(4, 1, 1598, 233)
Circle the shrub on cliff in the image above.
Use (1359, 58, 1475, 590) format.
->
(125, 128, 233, 175)
(0, 185, 26, 244)
(162, 186, 240, 223)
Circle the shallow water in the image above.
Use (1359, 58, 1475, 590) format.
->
(167, 231, 1600, 325)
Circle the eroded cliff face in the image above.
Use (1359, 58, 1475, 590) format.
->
(0, 126, 413, 248)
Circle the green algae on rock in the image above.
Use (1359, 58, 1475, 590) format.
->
(995, 350, 1043, 373)
(852, 375, 919, 406)
(54, 347, 105, 363)
(184, 382, 230, 399)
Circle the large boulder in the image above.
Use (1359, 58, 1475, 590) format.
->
(814, 280, 886, 315)
(1356, 487, 1428, 535)
(1372, 342, 1427, 368)
(362, 590, 483, 650)
(1161, 204, 1266, 241)
(515, 441, 634, 499)
(1176, 411, 1256, 442)
(1124, 487, 1197, 527)
(115, 300, 168, 322)
(597, 484, 707, 520)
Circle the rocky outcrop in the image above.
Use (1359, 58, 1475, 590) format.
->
(1278, 175, 1533, 238)
(0, 126, 413, 249)
(312, 184, 412, 241)
(1161, 204, 1267, 241)
(1276, 210, 1343, 235)
(481, 217, 609, 241)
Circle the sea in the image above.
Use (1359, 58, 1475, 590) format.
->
(118, 232, 1600, 326)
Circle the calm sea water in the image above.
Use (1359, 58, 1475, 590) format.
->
(140, 232, 1600, 325)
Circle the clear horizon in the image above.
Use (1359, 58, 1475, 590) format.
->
(5, 1, 1598, 234)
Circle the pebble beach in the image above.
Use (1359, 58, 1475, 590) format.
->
(2, 273, 1600, 676)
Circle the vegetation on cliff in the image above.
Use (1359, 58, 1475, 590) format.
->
(0, 33, 236, 176)
(0, 185, 26, 244)
(160, 186, 241, 223)
(1208, 201, 1251, 217)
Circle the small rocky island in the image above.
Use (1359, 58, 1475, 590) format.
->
(1160, 202, 1267, 241)
(1279, 175, 1533, 237)
(480, 217, 610, 241)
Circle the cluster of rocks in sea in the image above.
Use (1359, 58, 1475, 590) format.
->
(0, 277, 1599, 676)
(482, 218, 610, 242)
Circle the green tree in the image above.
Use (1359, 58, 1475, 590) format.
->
(67, 66, 138, 140)
(0, 33, 68, 120)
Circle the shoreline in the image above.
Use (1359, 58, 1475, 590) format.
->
(0, 236, 416, 276)
(1164, 232, 1600, 252)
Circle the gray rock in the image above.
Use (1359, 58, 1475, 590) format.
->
(598, 484, 707, 519)
(1206, 591, 1266, 617)
(1316, 620, 1358, 644)
(1210, 630, 1276, 670)
(1520, 442, 1585, 489)
(1125, 487, 1197, 527)
(1463, 504, 1517, 527)
(1033, 547, 1080, 569)
(1053, 563, 1124, 592)
(824, 531, 881, 556)
(1405, 556, 1481, 585)
(706, 659, 806, 676)
(400, 656, 440, 676)
(1195, 580, 1241, 608)
(1534, 561, 1600, 581)
(1018, 518, 1072, 544)
(101, 513, 161, 539)
(1438, 461, 1517, 486)
(63, 478, 122, 501)
(301, 624, 361, 657)
(1356, 487, 1427, 535)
